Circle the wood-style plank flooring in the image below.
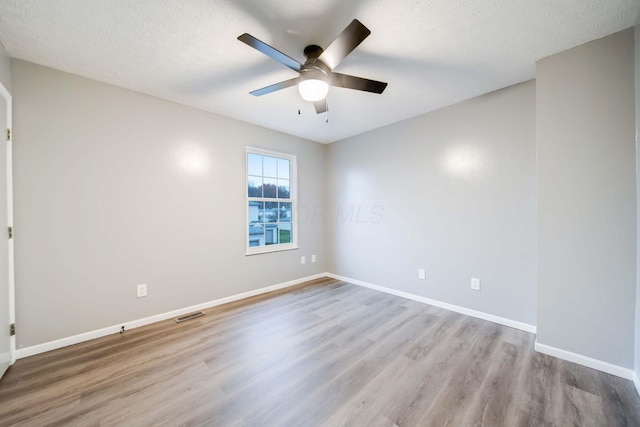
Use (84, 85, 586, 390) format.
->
(0, 278, 639, 426)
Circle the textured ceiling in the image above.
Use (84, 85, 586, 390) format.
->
(0, 1, 638, 143)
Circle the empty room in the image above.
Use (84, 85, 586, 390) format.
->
(0, 1, 640, 425)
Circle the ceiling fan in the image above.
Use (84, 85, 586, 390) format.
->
(238, 19, 388, 114)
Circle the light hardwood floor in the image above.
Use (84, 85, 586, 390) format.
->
(0, 278, 639, 426)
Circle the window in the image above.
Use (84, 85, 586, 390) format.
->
(246, 147, 297, 255)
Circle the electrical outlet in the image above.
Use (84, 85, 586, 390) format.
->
(471, 278, 481, 291)
(311, 254, 316, 263)
(301, 256, 306, 265)
(136, 284, 148, 298)
(418, 269, 426, 280)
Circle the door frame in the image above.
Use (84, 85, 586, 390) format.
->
(0, 81, 14, 365)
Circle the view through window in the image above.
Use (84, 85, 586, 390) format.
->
(246, 148, 297, 254)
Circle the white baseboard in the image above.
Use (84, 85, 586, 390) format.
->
(534, 341, 634, 380)
(326, 273, 537, 334)
(15, 273, 327, 359)
(634, 372, 640, 397)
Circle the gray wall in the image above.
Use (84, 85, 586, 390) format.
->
(11, 60, 326, 348)
(326, 81, 537, 326)
(635, 25, 640, 377)
(0, 42, 10, 92)
(537, 29, 636, 368)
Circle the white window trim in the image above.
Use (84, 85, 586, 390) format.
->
(246, 146, 298, 256)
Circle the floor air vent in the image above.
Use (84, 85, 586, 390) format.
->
(175, 311, 204, 323)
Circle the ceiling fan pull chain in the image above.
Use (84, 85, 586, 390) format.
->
(325, 98, 329, 123)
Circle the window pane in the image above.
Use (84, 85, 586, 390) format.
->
(248, 153, 262, 176)
(264, 223, 278, 245)
(263, 178, 277, 198)
(264, 202, 278, 223)
(248, 223, 264, 247)
(248, 176, 262, 197)
(277, 179, 290, 199)
(279, 202, 292, 222)
(263, 156, 277, 178)
(248, 201, 263, 223)
(279, 223, 292, 244)
(278, 158, 290, 179)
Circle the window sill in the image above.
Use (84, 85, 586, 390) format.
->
(246, 244, 299, 256)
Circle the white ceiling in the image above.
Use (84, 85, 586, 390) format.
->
(0, 1, 638, 143)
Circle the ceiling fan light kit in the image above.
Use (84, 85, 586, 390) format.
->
(298, 77, 329, 102)
(238, 19, 387, 115)
(298, 62, 330, 102)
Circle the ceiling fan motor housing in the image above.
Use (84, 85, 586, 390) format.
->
(301, 45, 331, 82)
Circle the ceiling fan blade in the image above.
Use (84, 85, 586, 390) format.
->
(331, 73, 388, 94)
(318, 19, 371, 70)
(238, 33, 302, 72)
(250, 77, 300, 96)
(314, 99, 328, 114)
